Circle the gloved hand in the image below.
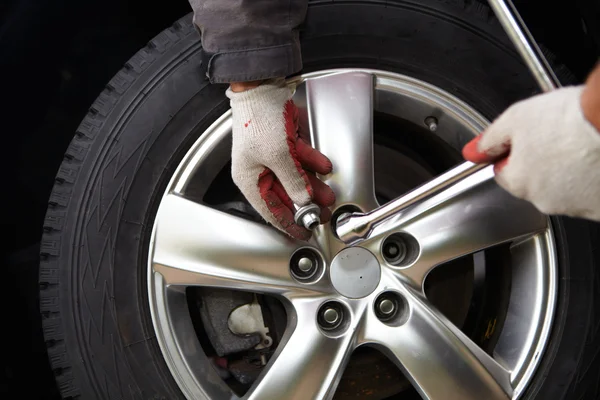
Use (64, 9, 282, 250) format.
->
(227, 79, 336, 240)
(462, 86, 600, 222)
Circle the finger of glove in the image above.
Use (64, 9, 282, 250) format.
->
(491, 157, 526, 203)
(258, 170, 311, 240)
(462, 134, 511, 164)
(296, 138, 333, 175)
(295, 110, 331, 192)
(272, 100, 314, 206)
(271, 178, 295, 211)
(307, 173, 336, 207)
(462, 135, 510, 176)
(494, 157, 509, 174)
(269, 158, 313, 208)
(477, 109, 517, 159)
(297, 106, 311, 143)
(319, 205, 332, 224)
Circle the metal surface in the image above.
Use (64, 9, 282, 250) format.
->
(336, 161, 488, 243)
(377, 299, 395, 316)
(290, 248, 322, 281)
(329, 247, 381, 299)
(323, 308, 341, 325)
(298, 257, 314, 272)
(304, 71, 379, 212)
(294, 203, 321, 230)
(366, 165, 547, 292)
(336, 0, 561, 244)
(487, 0, 560, 91)
(148, 69, 557, 400)
(384, 244, 399, 257)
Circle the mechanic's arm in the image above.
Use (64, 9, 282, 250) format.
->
(189, 0, 306, 84)
(463, 62, 600, 221)
(188, 0, 335, 240)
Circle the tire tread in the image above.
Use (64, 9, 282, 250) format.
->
(38, 14, 195, 400)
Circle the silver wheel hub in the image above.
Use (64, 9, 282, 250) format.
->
(148, 69, 557, 400)
(329, 247, 381, 298)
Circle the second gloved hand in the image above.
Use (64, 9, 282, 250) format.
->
(228, 79, 336, 240)
(462, 86, 600, 221)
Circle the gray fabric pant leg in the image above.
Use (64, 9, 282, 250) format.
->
(188, 0, 308, 83)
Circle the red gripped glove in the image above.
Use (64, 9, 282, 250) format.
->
(227, 79, 336, 240)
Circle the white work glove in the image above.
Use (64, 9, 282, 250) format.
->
(462, 86, 600, 221)
(227, 79, 335, 240)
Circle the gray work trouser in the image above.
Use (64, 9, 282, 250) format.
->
(188, 0, 307, 83)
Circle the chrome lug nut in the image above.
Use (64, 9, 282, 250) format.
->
(318, 302, 344, 331)
(377, 298, 396, 316)
(375, 293, 404, 323)
(297, 257, 313, 272)
(290, 249, 320, 281)
(293, 203, 321, 230)
(323, 308, 340, 325)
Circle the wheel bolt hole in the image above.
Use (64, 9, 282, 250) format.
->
(375, 292, 408, 325)
(290, 248, 323, 282)
(317, 301, 349, 334)
(382, 233, 419, 266)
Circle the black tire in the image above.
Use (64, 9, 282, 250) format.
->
(39, 1, 600, 399)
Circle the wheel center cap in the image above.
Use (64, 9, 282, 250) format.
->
(330, 247, 381, 298)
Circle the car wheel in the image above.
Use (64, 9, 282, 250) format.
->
(39, 1, 600, 399)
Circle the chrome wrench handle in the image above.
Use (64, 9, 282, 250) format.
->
(335, 162, 488, 243)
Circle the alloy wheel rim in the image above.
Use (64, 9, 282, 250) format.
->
(148, 69, 557, 400)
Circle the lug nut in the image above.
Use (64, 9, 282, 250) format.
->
(375, 292, 407, 324)
(318, 302, 344, 331)
(293, 203, 321, 230)
(290, 249, 320, 281)
(377, 299, 396, 316)
(297, 257, 313, 272)
(375, 294, 399, 322)
(323, 308, 340, 325)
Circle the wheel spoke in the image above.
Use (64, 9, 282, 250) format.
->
(247, 298, 356, 400)
(152, 194, 322, 295)
(371, 164, 547, 288)
(363, 285, 512, 400)
(303, 71, 378, 211)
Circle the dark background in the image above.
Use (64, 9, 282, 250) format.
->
(1, 0, 598, 398)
